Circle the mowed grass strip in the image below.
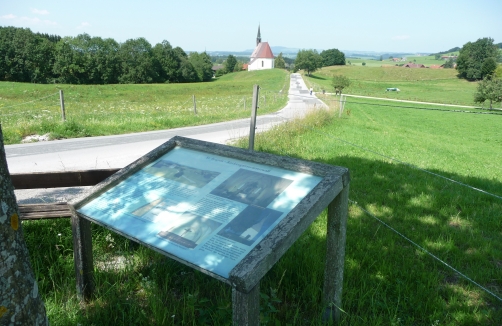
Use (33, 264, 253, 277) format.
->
(0, 69, 289, 144)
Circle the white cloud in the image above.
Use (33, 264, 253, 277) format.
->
(1, 14, 17, 20)
(392, 35, 410, 41)
(76, 22, 91, 30)
(31, 8, 50, 15)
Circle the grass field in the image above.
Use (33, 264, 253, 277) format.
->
(12, 66, 502, 324)
(0, 69, 289, 145)
(346, 54, 453, 68)
(304, 65, 482, 107)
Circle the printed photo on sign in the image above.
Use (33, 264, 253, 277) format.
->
(157, 212, 222, 249)
(144, 160, 220, 188)
(210, 169, 293, 208)
(217, 205, 283, 246)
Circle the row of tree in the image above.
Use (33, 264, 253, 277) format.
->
(0, 26, 213, 84)
(294, 48, 346, 76)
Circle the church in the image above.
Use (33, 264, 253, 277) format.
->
(247, 26, 275, 71)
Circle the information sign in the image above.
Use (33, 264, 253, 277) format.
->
(77, 146, 322, 277)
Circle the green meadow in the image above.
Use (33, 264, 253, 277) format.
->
(306, 65, 481, 106)
(11, 66, 502, 324)
(0, 69, 289, 144)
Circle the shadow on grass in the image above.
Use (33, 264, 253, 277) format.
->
(261, 153, 502, 325)
(20, 154, 502, 325)
(308, 74, 329, 81)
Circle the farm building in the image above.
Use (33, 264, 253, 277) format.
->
(248, 25, 275, 71)
(403, 63, 425, 68)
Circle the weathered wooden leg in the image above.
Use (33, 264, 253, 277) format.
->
(232, 282, 260, 326)
(322, 184, 349, 323)
(70, 207, 94, 301)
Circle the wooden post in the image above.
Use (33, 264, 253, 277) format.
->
(59, 89, 66, 121)
(339, 95, 343, 118)
(232, 282, 260, 326)
(248, 84, 259, 151)
(193, 95, 197, 114)
(322, 184, 349, 323)
(71, 207, 94, 301)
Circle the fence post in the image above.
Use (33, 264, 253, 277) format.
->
(339, 95, 343, 118)
(193, 95, 197, 114)
(248, 85, 259, 152)
(59, 90, 66, 122)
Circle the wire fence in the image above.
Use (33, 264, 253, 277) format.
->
(0, 90, 288, 124)
(269, 96, 502, 304)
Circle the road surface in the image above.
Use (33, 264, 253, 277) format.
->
(8, 73, 325, 203)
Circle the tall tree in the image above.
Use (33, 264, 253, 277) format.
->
(320, 49, 346, 67)
(275, 52, 286, 69)
(474, 77, 502, 109)
(295, 49, 322, 76)
(152, 40, 182, 83)
(117, 38, 158, 84)
(456, 37, 498, 80)
(53, 37, 87, 84)
(0, 125, 49, 325)
(188, 52, 213, 82)
(0, 26, 56, 83)
(224, 55, 237, 74)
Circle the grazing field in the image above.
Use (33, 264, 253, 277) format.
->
(305, 65, 481, 107)
(0, 69, 289, 145)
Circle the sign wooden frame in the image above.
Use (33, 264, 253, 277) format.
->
(70, 136, 350, 325)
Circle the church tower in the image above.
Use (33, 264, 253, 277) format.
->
(256, 25, 261, 46)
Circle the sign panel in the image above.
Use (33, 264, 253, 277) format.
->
(77, 147, 322, 278)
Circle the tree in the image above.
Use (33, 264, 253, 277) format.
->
(0, 125, 49, 325)
(295, 49, 322, 76)
(152, 40, 183, 83)
(275, 52, 286, 69)
(320, 48, 346, 67)
(443, 58, 455, 69)
(233, 61, 243, 72)
(456, 37, 499, 80)
(474, 77, 502, 109)
(224, 55, 237, 74)
(331, 75, 351, 95)
(188, 52, 213, 82)
(481, 57, 497, 78)
(0, 26, 56, 83)
(117, 38, 158, 84)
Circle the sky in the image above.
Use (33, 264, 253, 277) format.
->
(1, 0, 502, 54)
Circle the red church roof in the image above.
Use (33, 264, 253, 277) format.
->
(250, 42, 274, 59)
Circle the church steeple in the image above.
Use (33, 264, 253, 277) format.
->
(256, 25, 261, 46)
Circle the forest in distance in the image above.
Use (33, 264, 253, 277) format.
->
(0, 26, 215, 85)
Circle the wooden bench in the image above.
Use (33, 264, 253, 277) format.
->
(13, 169, 119, 220)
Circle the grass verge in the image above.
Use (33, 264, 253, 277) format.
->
(0, 69, 289, 144)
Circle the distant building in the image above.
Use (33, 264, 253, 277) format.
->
(429, 64, 443, 69)
(403, 63, 425, 68)
(441, 55, 458, 60)
(248, 25, 275, 71)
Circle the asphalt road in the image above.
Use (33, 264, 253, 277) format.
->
(8, 73, 326, 203)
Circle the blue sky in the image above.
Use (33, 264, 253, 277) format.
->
(1, 0, 501, 54)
